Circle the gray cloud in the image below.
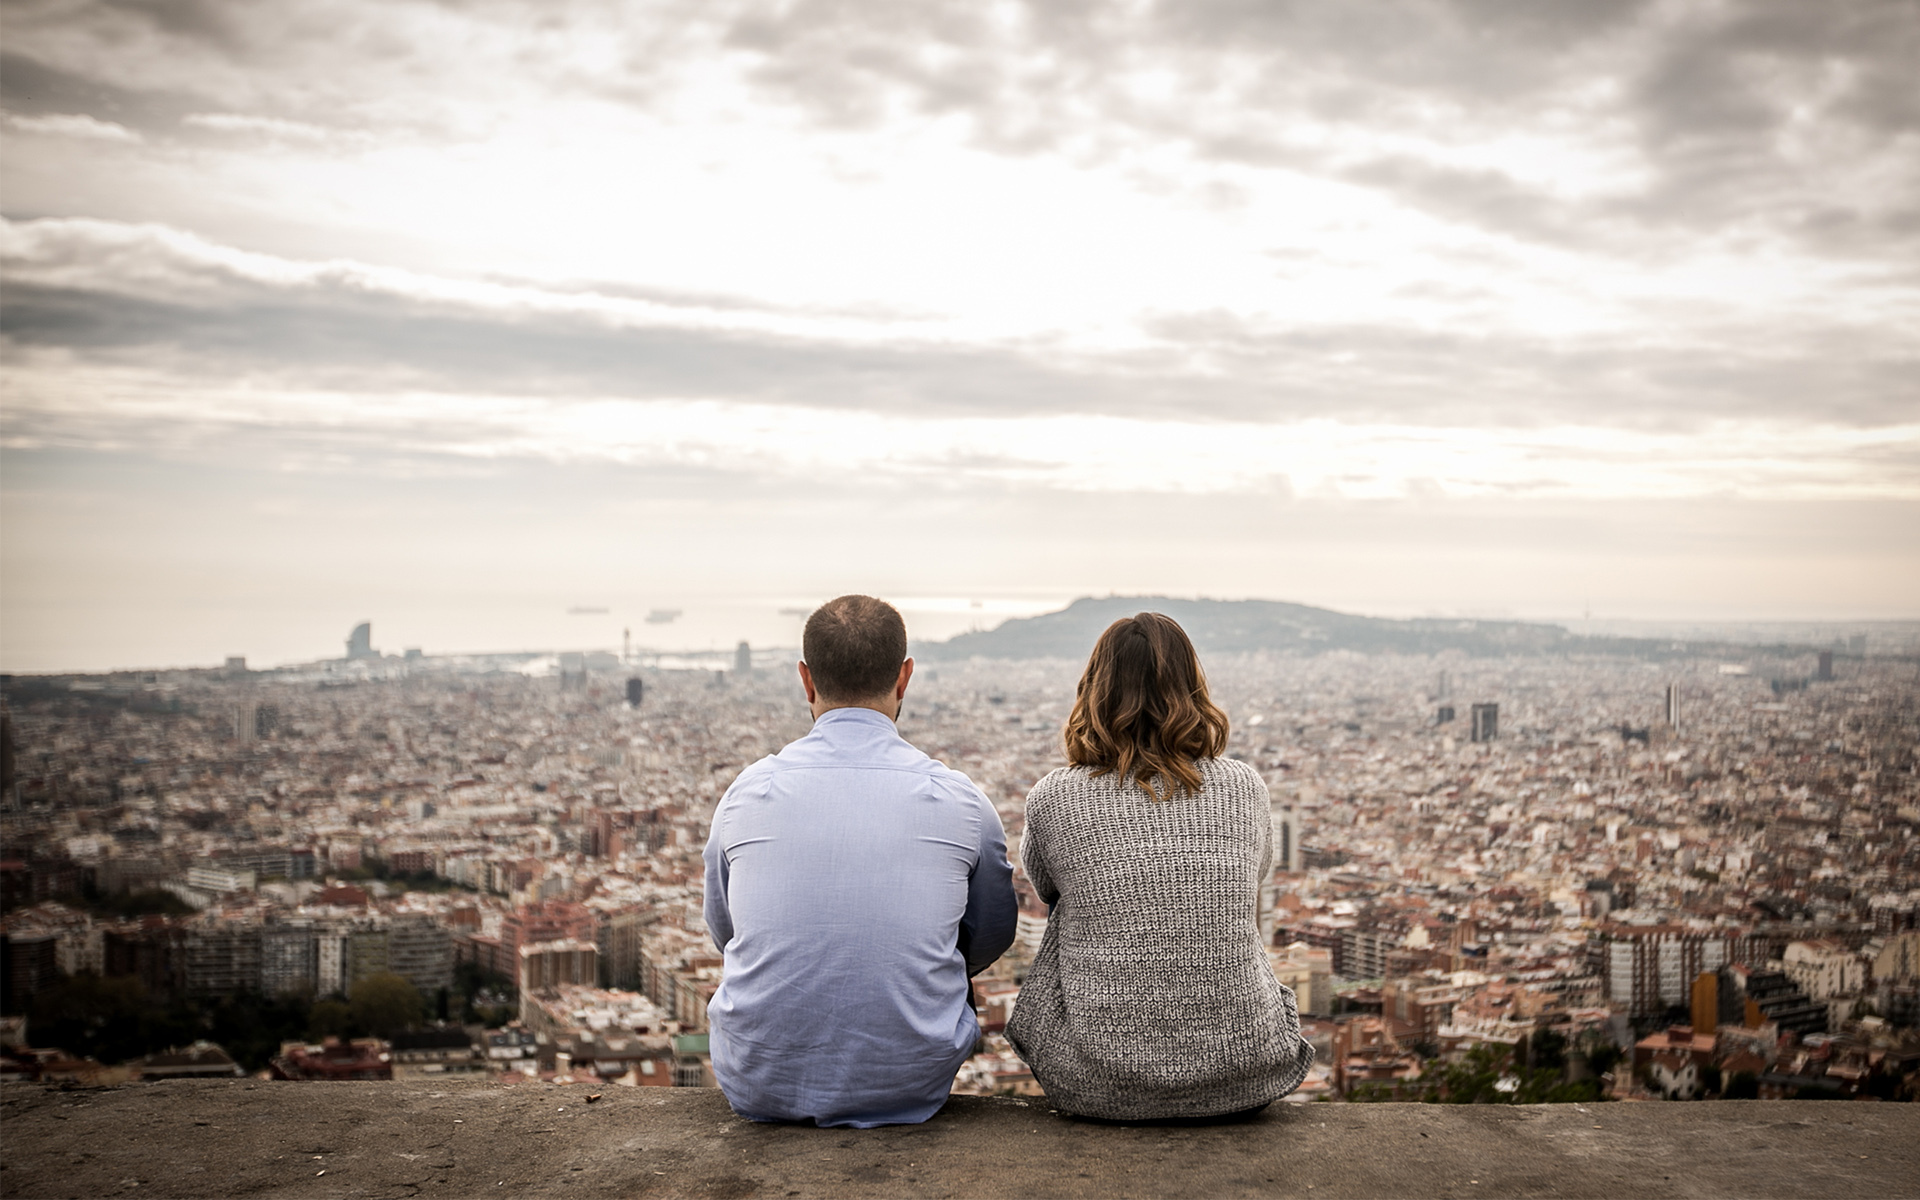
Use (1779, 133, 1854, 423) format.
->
(715, 0, 1920, 258)
(5, 216, 1914, 431)
(6, 0, 1915, 259)
(1, 3, 1914, 434)
(0, 51, 203, 136)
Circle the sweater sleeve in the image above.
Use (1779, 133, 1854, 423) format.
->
(1251, 766, 1273, 885)
(1020, 774, 1060, 907)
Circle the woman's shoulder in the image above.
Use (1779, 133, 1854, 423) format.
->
(1027, 764, 1096, 801)
(1198, 756, 1270, 798)
(1025, 763, 1131, 811)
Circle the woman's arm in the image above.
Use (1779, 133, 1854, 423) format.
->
(1019, 782, 1060, 907)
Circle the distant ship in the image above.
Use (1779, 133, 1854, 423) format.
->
(778, 606, 811, 617)
(646, 609, 682, 624)
(567, 606, 609, 615)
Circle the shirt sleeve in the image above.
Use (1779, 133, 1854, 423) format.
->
(701, 797, 734, 954)
(958, 789, 1018, 977)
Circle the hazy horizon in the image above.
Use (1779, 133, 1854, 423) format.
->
(8, 590, 1919, 677)
(4, 1, 1916, 675)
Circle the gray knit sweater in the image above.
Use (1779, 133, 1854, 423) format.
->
(1005, 757, 1314, 1119)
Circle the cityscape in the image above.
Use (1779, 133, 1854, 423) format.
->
(2, 3, 1915, 1191)
(4, 609, 1917, 1106)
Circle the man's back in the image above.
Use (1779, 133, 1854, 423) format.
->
(703, 707, 1016, 1127)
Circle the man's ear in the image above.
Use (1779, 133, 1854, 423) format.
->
(894, 657, 915, 701)
(798, 661, 819, 705)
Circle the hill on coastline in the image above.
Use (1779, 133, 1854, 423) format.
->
(916, 596, 1823, 662)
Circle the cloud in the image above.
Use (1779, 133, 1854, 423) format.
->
(5, 2, 1913, 278)
(6, 216, 1917, 435)
(711, 0, 1920, 259)
(4, 111, 141, 140)
(7, 352, 1914, 503)
(182, 112, 334, 140)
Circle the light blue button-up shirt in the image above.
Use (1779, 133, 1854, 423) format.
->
(702, 706, 1018, 1127)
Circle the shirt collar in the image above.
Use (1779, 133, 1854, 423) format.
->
(811, 706, 899, 734)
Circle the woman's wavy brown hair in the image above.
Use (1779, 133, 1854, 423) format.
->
(1062, 612, 1230, 802)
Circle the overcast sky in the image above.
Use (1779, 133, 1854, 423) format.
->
(3, 0, 1917, 671)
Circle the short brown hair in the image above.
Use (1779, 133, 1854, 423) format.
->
(1062, 612, 1229, 802)
(803, 595, 908, 701)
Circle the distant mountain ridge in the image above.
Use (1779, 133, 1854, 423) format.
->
(915, 596, 1852, 662)
(918, 596, 1585, 660)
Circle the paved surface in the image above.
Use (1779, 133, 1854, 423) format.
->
(3, 1082, 1917, 1199)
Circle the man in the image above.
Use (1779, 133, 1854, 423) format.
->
(702, 594, 1017, 1127)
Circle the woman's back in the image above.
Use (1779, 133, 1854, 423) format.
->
(1008, 757, 1314, 1119)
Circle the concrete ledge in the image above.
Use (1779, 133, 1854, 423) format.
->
(3, 1083, 1917, 1199)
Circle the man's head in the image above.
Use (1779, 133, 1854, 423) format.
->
(799, 595, 912, 718)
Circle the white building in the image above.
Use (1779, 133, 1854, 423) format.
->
(1782, 939, 1863, 1000)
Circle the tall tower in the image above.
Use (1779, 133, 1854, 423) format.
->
(1816, 651, 1834, 681)
(1665, 683, 1681, 735)
(1271, 805, 1303, 874)
(1470, 703, 1498, 743)
(346, 622, 374, 660)
(734, 641, 752, 675)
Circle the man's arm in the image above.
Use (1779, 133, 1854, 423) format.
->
(701, 802, 734, 954)
(958, 792, 1017, 977)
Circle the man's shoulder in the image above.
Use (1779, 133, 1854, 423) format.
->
(921, 757, 991, 805)
(722, 753, 783, 795)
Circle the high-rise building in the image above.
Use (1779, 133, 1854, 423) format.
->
(346, 923, 391, 986)
(518, 940, 599, 1016)
(1665, 684, 1680, 735)
(1593, 922, 1736, 1017)
(734, 641, 752, 675)
(626, 677, 644, 707)
(1, 932, 60, 1013)
(1469, 703, 1498, 743)
(184, 922, 263, 995)
(1817, 650, 1834, 681)
(346, 622, 375, 660)
(260, 922, 318, 998)
(1435, 704, 1455, 726)
(388, 915, 453, 995)
(1271, 805, 1302, 874)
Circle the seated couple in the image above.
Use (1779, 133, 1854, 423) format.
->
(702, 595, 1314, 1128)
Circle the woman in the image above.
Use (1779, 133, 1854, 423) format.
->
(1005, 612, 1313, 1121)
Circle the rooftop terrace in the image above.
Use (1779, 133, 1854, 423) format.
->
(4, 1083, 1917, 1199)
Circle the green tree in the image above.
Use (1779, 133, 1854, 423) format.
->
(1527, 1029, 1568, 1075)
(348, 973, 424, 1035)
(1406, 1042, 1608, 1106)
(309, 998, 353, 1040)
(28, 973, 153, 1064)
(1723, 1071, 1760, 1100)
